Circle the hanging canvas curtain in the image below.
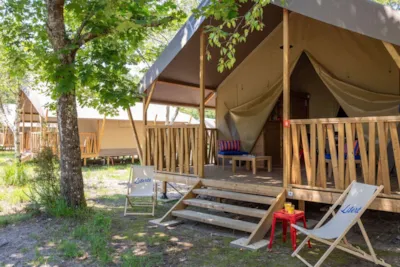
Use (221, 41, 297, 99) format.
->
(306, 52, 400, 118)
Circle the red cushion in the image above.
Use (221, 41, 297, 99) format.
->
(218, 140, 240, 151)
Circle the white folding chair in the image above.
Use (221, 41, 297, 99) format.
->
(292, 181, 390, 267)
(124, 165, 157, 216)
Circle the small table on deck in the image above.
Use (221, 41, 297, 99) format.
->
(231, 155, 272, 174)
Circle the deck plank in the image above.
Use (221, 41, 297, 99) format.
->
(193, 189, 275, 204)
(183, 199, 267, 218)
(172, 210, 257, 233)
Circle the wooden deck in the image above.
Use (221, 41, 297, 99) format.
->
(155, 164, 283, 188)
(155, 164, 400, 213)
(204, 165, 283, 187)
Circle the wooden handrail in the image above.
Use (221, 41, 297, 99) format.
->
(145, 124, 200, 129)
(288, 116, 400, 196)
(290, 115, 400, 124)
(145, 126, 217, 175)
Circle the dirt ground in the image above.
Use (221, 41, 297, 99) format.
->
(1, 164, 400, 266)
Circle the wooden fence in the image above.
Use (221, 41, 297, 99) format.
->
(30, 132, 42, 153)
(145, 125, 217, 175)
(0, 132, 14, 148)
(79, 132, 98, 158)
(289, 116, 400, 194)
(28, 131, 97, 158)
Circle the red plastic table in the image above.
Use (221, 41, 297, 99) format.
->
(268, 209, 311, 250)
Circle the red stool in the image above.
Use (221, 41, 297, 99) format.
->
(268, 209, 311, 250)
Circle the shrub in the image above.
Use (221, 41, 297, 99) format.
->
(0, 162, 29, 186)
(28, 147, 61, 212)
(28, 148, 91, 218)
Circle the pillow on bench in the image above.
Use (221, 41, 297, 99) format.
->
(218, 140, 241, 151)
(218, 140, 248, 156)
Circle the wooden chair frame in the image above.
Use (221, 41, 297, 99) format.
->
(292, 182, 390, 267)
(124, 167, 157, 216)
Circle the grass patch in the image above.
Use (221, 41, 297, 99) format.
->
(82, 165, 130, 181)
(72, 212, 112, 264)
(46, 199, 91, 218)
(0, 151, 13, 164)
(58, 240, 83, 259)
(0, 186, 30, 204)
(0, 162, 29, 186)
(0, 212, 33, 227)
(121, 251, 163, 267)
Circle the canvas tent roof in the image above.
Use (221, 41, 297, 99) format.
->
(20, 89, 193, 124)
(138, 0, 400, 108)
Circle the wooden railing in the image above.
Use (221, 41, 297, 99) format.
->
(43, 132, 59, 154)
(19, 133, 31, 152)
(0, 132, 14, 148)
(289, 116, 400, 194)
(29, 131, 96, 158)
(30, 132, 42, 153)
(145, 125, 217, 175)
(205, 128, 218, 165)
(79, 132, 98, 158)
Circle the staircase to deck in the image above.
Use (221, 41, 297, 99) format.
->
(151, 180, 286, 249)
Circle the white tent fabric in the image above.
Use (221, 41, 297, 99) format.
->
(294, 182, 378, 240)
(217, 12, 400, 152)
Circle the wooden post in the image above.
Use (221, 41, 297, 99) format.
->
(39, 115, 43, 150)
(282, 9, 291, 188)
(22, 101, 25, 153)
(30, 103, 33, 151)
(143, 81, 156, 166)
(97, 116, 106, 154)
(127, 107, 143, 164)
(142, 98, 147, 166)
(198, 28, 206, 178)
(383, 41, 400, 69)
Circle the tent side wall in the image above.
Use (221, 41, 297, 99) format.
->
(215, 12, 400, 195)
(216, 12, 400, 143)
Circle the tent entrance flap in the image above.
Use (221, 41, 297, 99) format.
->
(225, 52, 400, 152)
(225, 55, 301, 152)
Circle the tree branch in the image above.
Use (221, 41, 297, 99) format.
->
(74, 4, 97, 42)
(74, 15, 176, 49)
(133, 16, 174, 27)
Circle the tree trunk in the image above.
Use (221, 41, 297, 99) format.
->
(46, 0, 86, 207)
(14, 91, 22, 163)
(57, 91, 86, 207)
(165, 106, 170, 125)
(170, 107, 180, 125)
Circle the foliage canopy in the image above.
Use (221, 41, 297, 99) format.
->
(0, 0, 186, 115)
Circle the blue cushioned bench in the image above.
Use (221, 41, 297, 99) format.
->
(217, 140, 248, 170)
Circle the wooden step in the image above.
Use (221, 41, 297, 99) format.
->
(172, 210, 257, 233)
(193, 189, 275, 205)
(183, 199, 266, 218)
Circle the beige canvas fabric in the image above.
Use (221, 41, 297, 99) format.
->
(228, 57, 301, 151)
(307, 52, 400, 117)
(217, 12, 400, 152)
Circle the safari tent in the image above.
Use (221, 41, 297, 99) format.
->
(1, 89, 195, 164)
(138, 0, 400, 248)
